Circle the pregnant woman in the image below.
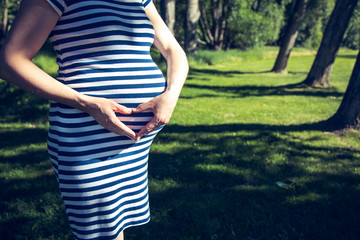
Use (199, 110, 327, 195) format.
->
(0, 0, 188, 239)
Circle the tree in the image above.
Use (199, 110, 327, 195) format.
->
(296, 0, 335, 49)
(185, 0, 200, 54)
(272, 0, 309, 73)
(0, 0, 19, 47)
(160, 0, 176, 36)
(327, 51, 360, 130)
(303, 0, 358, 87)
(199, 0, 232, 50)
(343, 3, 360, 50)
(1, 0, 9, 45)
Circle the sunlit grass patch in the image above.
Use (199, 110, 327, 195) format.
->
(286, 192, 326, 204)
(149, 178, 181, 193)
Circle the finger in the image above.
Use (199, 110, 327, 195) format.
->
(116, 123, 136, 140)
(113, 123, 136, 140)
(135, 117, 161, 141)
(106, 114, 136, 140)
(111, 102, 133, 115)
(132, 102, 152, 113)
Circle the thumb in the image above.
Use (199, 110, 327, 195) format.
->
(132, 102, 151, 113)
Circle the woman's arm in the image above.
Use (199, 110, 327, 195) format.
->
(0, 0, 136, 140)
(133, 2, 189, 141)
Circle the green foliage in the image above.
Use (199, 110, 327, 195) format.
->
(343, 4, 360, 50)
(296, 0, 335, 49)
(228, 0, 287, 49)
(1, 48, 360, 239)
(1, 0, 359, 51)
(0, 0, 20, 28)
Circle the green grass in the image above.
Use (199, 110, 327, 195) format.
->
(1, 48, 360, 240)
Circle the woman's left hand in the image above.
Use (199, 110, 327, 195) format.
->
(132, 2, 189, 142)
(132, 91, 178, 141)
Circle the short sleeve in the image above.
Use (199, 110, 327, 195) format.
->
(142, 0, 152, 9)
(46, 0, 67, 16)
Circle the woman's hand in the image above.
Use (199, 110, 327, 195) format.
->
(132, 91, 178, 141)
(0, 0, 139, 142)
(130, 2, 189, 142)
(79, 95, 136, 140)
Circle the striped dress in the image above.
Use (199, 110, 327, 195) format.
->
(45, 0, 165, 239)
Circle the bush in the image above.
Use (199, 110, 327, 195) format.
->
(228, 0, 286, 49)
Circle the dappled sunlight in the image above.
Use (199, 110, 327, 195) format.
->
(148, 178, 181, 193)
(286, 192, 326, 205)
(194, 163, 250, 177)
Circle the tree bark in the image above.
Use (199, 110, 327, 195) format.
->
(327, 50, 360, 130)
(303, 0, 358, 87)
(160, 0, 176, 36)
(272, 0, 309, 73)
(185, 0, 200, 54)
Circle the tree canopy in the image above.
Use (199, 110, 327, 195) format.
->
(1, 0, 359, 51)
(154, 0, 358, 51)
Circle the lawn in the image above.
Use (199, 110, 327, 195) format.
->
(1, 47, 360, 240)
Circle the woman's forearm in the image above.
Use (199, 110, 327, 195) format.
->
(0, 0, 91, 111)
(0, 53, 89, 110)
(0, 51, 137, 139)
(145, 2, 188, 101)
(164, 45, 189, 99)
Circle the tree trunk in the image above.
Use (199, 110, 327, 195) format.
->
(160, 0, 176, 36)
(1, 0, 9, 46)
(185, 0, 200, 54)
(199, 7, 214, 48)
(327, 50, 360, 130)
(272, 0, 309, 73)
(303, 0, 358, 87)
(199, 0, 230, 51)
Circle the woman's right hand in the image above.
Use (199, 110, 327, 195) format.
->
(0, 1, 136, 141)
(79, 95, 136, 140)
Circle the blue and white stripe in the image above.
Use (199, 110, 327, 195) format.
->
(45, 0, 164, 239)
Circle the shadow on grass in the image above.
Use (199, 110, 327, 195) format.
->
(0, 126, 72, 239)
(0, 80, 49, 123)
(183, 83, 343, 99)
(190, 67, 271, 76)
(186, 67, 272, 81)
(0, 130, 71, 239)
(185, 68, 343, 99)
(1, 122, 360, 239)
(157, 121, 344, 134)
(336, 54, 358, 59)
(0, 174, 71, 240)
(0, 127, 48, 150)
(126, 122, 360, 240)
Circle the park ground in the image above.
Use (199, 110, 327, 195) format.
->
(1, 47, 360, 240)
